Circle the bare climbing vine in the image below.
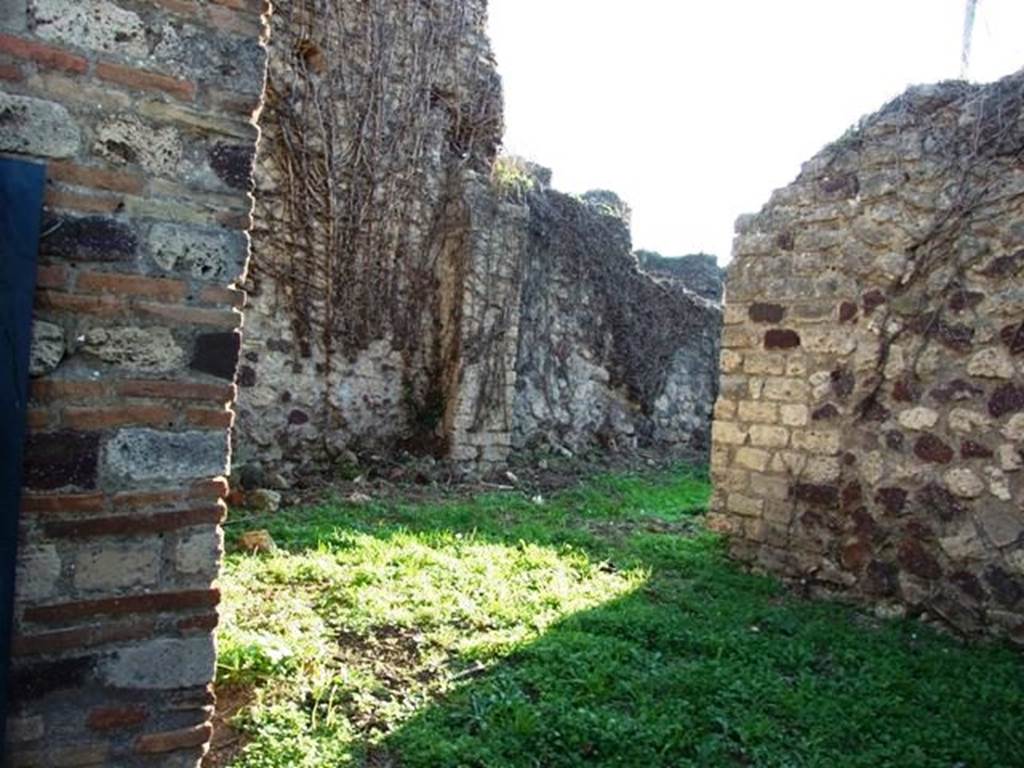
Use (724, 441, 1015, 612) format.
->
(253, 0, 502, 365)
(852, 76, 1024, 420)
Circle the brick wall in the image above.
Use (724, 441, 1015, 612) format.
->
(710, 71, 1024, 644)
(2, 1, 266, 765)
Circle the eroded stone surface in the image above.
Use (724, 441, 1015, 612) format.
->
(712, 71, 1024, 641)
(0, 93, 79, 157)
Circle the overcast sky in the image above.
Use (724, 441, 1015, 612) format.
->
(487, 0, 1024, 263)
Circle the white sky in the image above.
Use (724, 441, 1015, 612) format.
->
(487, 0, 1024, 263)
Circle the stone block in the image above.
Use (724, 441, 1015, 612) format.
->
(94, 116, 184, 177)
(762, 377, 809, 401)
(943, 468, 985, 499)
(749, 425, 789, 448)
(711, 420, 747, 446)
(38, 215, 138, 262)
(745, 354, 782, 376)
(15, 544, 61, 602)
(28, 320, 64, 376)
(727, 492, 764, 518)
(104, 429, 228, 482)
(175, 526, 223, 577)
(32, 0, 147, 56)
(791, 429, 841, 455)
(0, 92, 79, 157)
(977, 508, 1024, 548)
(191, 332, 241, 380)
(99, 636, 216, 690)
(74, 541, 161, 591)
(738, 400, 777, 423)
(148, 223, 248, 282)
(735, 447, 771, 472)
(749, 473, 790, 501)
(896, 406, 939, 431)
(22, 430, 100, 490)
(967, 347, 1015, 379)
(780, 403, 809, 427)
(81, 327, 186, 372)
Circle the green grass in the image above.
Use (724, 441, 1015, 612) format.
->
(216, 467, 1023, 767)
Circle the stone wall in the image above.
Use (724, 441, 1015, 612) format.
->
(710, 71, 1024, 644)
(234, 0, 504, 482)
(513, 187, 722, 457)
(3, 0, 266, 764)
(233, 6, 723, 482)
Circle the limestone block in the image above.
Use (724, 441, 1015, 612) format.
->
(967, 347, 1015, 379)
(780, 404, 809, 427)
(949, 408, 993, 435)
(738, 401, 777, 423)
(0, 92, 80, 158)
(32, 0, 147, 56)
(712, 421, 748, 446)
(100, 636, 216, 689)
(15, 544, 61, 602)
(791, 430, 841, 455)
(735, 447, 771, 472)
(727, 492, 764, 517)
(763, 377, 809, 402)
(74, 541, 161, 591)
(897, 407, 939, 431)
(175, 527, 223, 576)
(28, 320, 64, 376)
(104, 429, 228, 481)
(94, 116, 183, 177)
(80, 326, 185, 371)
(749, 473, 790, 500)
(749, 425, 789, 449)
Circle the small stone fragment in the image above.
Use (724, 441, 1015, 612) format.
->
(238, 530, 276, 554)
(247, 489, 282, 513)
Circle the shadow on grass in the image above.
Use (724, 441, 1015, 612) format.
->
(221, 468, 1024, 768)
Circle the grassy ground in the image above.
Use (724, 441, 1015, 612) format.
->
(214, 467, 1023, 768)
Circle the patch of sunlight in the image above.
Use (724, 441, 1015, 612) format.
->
(216, 520, 649, 768)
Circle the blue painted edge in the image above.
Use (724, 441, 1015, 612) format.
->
(0, 156, 46, 757)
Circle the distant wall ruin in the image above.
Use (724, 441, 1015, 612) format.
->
(710, 72, 1024, 643)
(234, 4, 722, 482)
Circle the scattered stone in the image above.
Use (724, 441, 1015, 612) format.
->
(247, 489, 282, 513)
(346, 492, 372, 505)
(238, 530, 276, 554)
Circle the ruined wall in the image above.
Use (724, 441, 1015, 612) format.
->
(234, 0, 503, 482)
(3, 0, 265, 764)
(234, 3, 722, 480)
(636, 251, 724, 302)
(710, 72, 1024, 643)
(514, 188, 722, 458)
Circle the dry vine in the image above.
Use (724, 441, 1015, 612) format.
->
(251, 0, 503, 452)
